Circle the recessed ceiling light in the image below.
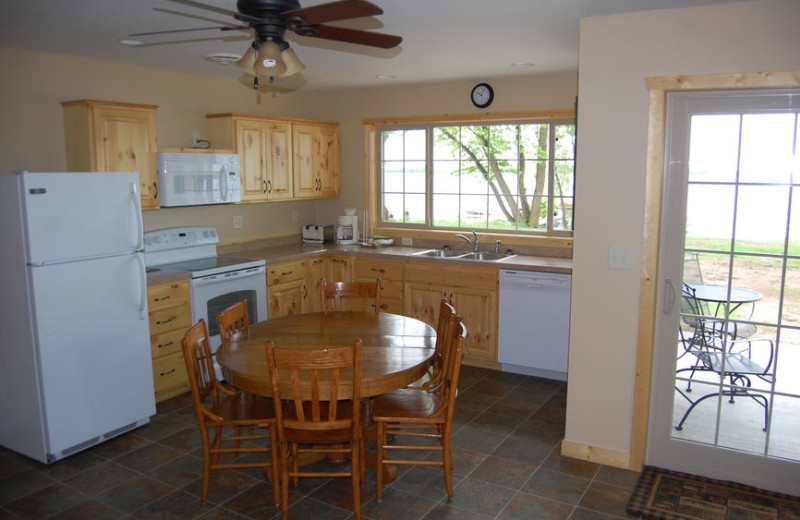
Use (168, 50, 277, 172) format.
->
(512, 62, 534, 68)
(119, 39, 144, 46)
(376, 74, 396, 80)
(204, 53, 241, 65)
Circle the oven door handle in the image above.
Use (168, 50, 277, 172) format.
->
(191, 266, 266, 288)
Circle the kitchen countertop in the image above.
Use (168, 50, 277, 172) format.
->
(147, 242, 572, 285)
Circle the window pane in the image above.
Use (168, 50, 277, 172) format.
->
(405, 161, 426, 193)
(432, 194, 459, 227)
(382, 161, 404, 192)
(382, 193, 404, 223)
(689, 115, 740, 183)
(733, 185, 790, 253)
(404, 194, 426, 223)
(460, 195, 488, 228)
(685, 184, 735, 252)
(739, 114, 795, 184)
(553, 197, 573, 230)
(555, 125, 575, 160)
(433, 160, 460, 193)
(381, 130, 405, 161)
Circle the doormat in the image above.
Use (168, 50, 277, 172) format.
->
(626, 466, 800, 520)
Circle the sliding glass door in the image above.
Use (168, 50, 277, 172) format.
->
(647, 88, 800, 495)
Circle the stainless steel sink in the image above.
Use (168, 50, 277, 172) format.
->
(410, 249, 516, 262)
(412, 249, 470, 258)
(461, 251, 517, 261)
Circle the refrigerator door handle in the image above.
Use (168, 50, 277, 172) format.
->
(136, 253, 147, 320)
(131, 181, 144, 252)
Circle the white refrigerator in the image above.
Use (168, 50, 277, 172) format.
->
(0, 171, 155, 463)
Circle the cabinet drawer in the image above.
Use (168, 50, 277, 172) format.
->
(152, 352, 188, 392)
(148, 280, 189, 312)
(150, 328, 185, 359)
(356, 276, 402, 300)
(354, 259, 403, 280)
(149, 306, 192, 337)
(267, 260, 307, 286)
(405, 263, 496, 291)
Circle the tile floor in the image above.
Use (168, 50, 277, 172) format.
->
(0, 366, 641, 520)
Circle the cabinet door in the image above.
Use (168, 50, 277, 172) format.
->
(327, 255, 353, 283)
(91, 105, 158, 209)
(305, 256, 327, 312)
(292, 123, 318, 199)
(235, 119, 269, 202)
(316, 124, 339, 198)
(404, 282, 449, 327)
(451, 287, 498, 369)
(265, 122, 293, 200)
(269, 279, 305, 318)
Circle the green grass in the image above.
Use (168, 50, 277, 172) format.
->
(686, 236, 800, 256)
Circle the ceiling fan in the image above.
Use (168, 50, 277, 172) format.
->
(130, 0, 403, 86)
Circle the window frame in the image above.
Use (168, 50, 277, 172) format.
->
(364, 110, 576, 249)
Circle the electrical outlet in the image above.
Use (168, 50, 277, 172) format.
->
(401, 237, 413, 246)
(192, 131, 202, 145)
(233, 215, 243, 229)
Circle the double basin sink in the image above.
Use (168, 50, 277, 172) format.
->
(411, 248, 516, 262)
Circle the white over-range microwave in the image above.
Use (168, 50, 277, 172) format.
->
(158, 151, 241, 207)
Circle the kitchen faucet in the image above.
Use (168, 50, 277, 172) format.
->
(455, 231, 480, 251)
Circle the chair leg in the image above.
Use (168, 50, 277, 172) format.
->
(280, 442, 290, 520)
(269, 423, 281, 506)
(351, 440, 361, 520)
(441, 424, 453, 500)
(375, 421, 385, 502)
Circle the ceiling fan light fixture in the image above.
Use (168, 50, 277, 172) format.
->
(254, 40, 286, 77)
(280, 47, 305, 77)
(235, 44, 258, 74)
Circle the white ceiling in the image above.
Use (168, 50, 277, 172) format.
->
(0, 0, 749, 92)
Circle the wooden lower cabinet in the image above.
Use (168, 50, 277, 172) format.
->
(147, 279, 192, 401)
(354, 257, 404, 314)
(305, 256, 327, 312)
(267, 259, 307, 318)
(404, 263, 499, 369)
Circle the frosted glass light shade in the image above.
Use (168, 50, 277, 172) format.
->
(254, 41, 286, 77)
(280, 47, 305, 77)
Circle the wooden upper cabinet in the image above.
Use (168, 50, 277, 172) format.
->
(62, 100, 159, 210)
(292, 122, 340, 200)
(207, 114, 293, 203)
(207, 113, 338, 202)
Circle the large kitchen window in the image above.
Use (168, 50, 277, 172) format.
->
(375, 118, 575, 236)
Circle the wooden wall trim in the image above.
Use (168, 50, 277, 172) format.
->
(561, 440, 631, 469)
(363, 109, 575, 126)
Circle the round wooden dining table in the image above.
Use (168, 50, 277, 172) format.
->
(216, 311, 436, 398)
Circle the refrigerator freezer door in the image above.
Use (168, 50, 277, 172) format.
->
(30, 252, 154, 459)
(21, 171, 143, 265)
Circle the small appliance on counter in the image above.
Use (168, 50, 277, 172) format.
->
(336, 207, 359, 245)
(303, 224, 335, 244)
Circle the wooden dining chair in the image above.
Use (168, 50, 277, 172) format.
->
(320, 278, 381, 314)
(406, 298, 457, 390)
(217, 299, 250, 348)
(266, 340, 365, 520)
(372, 315, 467, 502)
(181, 319, 280, 505)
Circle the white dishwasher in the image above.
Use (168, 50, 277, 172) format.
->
(498, 270, 571, 380)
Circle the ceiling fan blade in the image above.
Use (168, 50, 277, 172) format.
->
(154, 7, 244, 27)
(129, 25, 248, 37)
(163, 0, 261, 23)
(283, 0, 383, 26)
(304, 24, 402, 49)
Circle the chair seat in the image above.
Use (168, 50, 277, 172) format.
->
(280, 400, 363, 444)
(207, 393, 275, 425)
(696, 350, 768, 376)
(372, 388, 447, 422)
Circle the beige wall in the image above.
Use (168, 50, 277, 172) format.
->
(0, 45, 576, 244)
(565, 0, 800, 466)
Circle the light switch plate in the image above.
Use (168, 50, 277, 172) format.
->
(608, 246, 632, 270)
(401, 237, 413, 246)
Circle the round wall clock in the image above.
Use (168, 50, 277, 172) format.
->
(471, 83, 494, 109)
